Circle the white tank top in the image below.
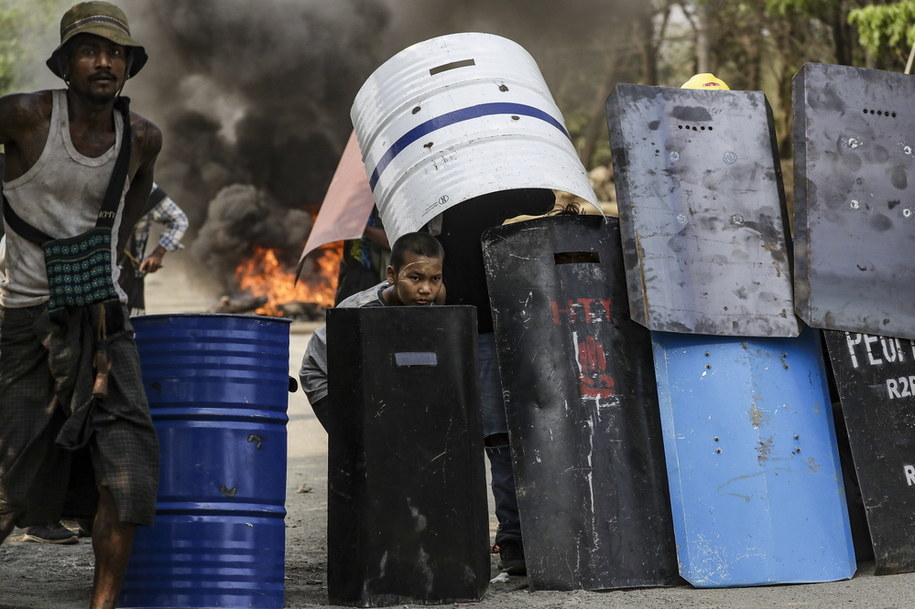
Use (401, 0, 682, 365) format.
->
(1, 89, 129, 307)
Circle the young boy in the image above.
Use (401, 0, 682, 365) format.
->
(299, 231, 445, 430)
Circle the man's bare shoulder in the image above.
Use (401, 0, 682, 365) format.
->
(0, 90, 54, 139)
(128, 110, 163, 161)
(0, 89, 54, 111)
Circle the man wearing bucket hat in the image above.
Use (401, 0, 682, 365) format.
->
(0, 3, 161, 608)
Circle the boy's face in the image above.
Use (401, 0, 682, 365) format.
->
(386, 253, 444, 306)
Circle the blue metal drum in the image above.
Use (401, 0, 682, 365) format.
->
(119, 314, 290, 609)
(652, 328, 856, 587)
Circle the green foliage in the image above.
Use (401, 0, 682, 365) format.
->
(0, 0, 60, 95)
(0, 10, 21, 94)
(765, 0, 836, 16)
(849, 2, 915, 59)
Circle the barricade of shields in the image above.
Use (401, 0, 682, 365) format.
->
(317, 29, 915, 606)
(602, 61, 915, 585)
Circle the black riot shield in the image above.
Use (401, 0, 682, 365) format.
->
(824, 329, 915, 574)
(793, 63, 915, 340)
(325, 306, 490, 607)
(605, 84, 798, 337)
(482, 214, 679, 591)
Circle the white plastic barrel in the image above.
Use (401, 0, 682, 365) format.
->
(351, 32, 599, 241)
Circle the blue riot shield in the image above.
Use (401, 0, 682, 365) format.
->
(652, 328, 855, 586)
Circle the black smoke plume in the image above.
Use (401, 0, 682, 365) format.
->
(123, 0, 639, 294)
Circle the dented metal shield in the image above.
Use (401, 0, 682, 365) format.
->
(824, 329, 915, 575)
(482, 214, 679, 591)
(606, 84, 798, 337)
(793, 63, 915, 339)
(351, 33, 599, 242)
(652, 328, 856, 586)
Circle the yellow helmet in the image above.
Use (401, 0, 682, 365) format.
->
(680, 73, 730, 90)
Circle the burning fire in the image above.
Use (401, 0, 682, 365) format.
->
(235, 243, 342, 317)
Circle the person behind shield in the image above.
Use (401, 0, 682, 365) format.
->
(680, 72, 730, 90)
(334, 206, 390, 305)
(432, 188, 556, 576)
(299, 231, 445, 431)
(0, 3, 161, 608)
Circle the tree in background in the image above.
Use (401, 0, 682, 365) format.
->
(849, 1, 915, 71)
(671, 0, 875, 154)
(546, 0, 678, 170)
(0, 0, 58, 96)
(569, 0, 912, 208)
(625, 0, 915, 157)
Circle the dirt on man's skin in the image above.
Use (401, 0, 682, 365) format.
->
(2, 271, 915, 609)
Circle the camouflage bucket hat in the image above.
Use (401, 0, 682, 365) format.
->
(46, 1, 147, 79)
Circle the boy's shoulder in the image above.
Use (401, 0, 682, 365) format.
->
(337, 281, 387, 309)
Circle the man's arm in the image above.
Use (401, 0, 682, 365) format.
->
(299, 326, 333, 432)
(117, 114, 162, 252)
(0, 93, 29, 146)
(139, 197, 188, 273)
(299, 326, 329, 403)
(0, 92, 52, 180)
(362, 225, 389, 250)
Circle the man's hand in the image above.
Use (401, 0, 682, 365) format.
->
(139, 245, 166, 273)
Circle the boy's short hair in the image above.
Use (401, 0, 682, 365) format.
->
(390, 232, 445, 271)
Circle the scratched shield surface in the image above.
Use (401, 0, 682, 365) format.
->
(351, 32, 599, 243)
(325, 306, 490, 607)
(482, 214, 679, 591)
(793, 63, 915, 339)
(651, 328, 855, 587)
(824, 329, 915, 575)
(606, 84, 798, 337)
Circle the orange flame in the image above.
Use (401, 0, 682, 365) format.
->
(235, 243, 342, 316)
